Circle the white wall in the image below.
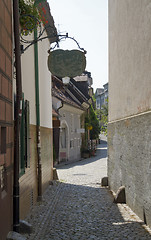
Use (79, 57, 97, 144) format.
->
(59, 104, 84, 161)
(109, 0, 151, 122)
(21, 31, 52, 128)
(38, 32, 52, 129)
(21, 34, 36, 125)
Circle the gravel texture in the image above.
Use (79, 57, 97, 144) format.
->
(23, 139, 151, 240)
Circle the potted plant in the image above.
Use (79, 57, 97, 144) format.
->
(81, 147, 90, 159)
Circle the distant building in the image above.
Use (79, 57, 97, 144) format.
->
(52, 74, 92, 164)
(74, 71, 93, 86)
(95, 83, 108, 110)
(52, 77, 84, 164)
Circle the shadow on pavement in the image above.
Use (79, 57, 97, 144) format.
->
(24, 181, 151, 240)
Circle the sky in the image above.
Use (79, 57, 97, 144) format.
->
(48, 0, 108, 91)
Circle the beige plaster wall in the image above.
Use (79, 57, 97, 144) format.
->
(109, 0, 151, 122)
(20, 125, 53, 219)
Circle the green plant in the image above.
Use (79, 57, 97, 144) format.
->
(19, 0, 47, 35)
(81, 146, 89, 154)
(89, 105, 100, 139)
(85, 105, 100, 140)
(81, 147, 90, 158)
(94, 96, 108, 136)
(100, 98, 108, 135)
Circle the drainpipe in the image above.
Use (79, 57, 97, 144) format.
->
(57, 101, 63, 164)
(34, 29, 42, 200)
(13, 0, 22, 232)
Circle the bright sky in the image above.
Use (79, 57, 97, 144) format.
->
(48, 0, 108, 91)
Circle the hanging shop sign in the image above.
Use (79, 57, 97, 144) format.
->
(47, 49, 86, 78)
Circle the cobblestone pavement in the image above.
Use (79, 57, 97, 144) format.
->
(24, 140, 151, 240)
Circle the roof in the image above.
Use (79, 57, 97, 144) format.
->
(37, 0, 58, 43)
(95, 88, 104, 95)
(66, 79, 91, 109)
(103, 82, 108, 87)
(52, 86, 84, 110)
(52, 75, 91, 110)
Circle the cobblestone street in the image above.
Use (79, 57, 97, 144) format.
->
(24, 139, 151, 240)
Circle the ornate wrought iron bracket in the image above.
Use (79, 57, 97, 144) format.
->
(20, 14, 86, 54)
(49, 34, 87, 54)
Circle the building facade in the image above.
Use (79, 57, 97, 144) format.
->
(95, 83, 108, 110)
(19, 31, 54, 219)
(59, 105, 83, 163)
(0, 1, 13, 239)
(52, 77, 85, 164)
(108, 0, 151, 226)
(14, 1, 57, 220)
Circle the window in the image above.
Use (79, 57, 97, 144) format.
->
(96, 99, 100, 109)
(61, 128, 66, 148)
(78, 115, 80, 129)
(71, 114, 74, 133)
(1, 127, 6, 154)
(70, 139, 74, 148)
(77, 138, 81, 148)
(0, 165, 5, 191)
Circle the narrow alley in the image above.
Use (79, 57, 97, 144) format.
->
(23, 139, 151, 240)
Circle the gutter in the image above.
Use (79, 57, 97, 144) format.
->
(34, 29, 42, 201)
(13, 0, 22, 232)
(57, 101, 64, 111)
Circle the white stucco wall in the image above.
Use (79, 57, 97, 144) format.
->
(59, 104, 84, 162)
(38, 32, 52, 128)
(109, 0, 151, 122)
(21, 34, 36, 125)
(21, 31, 52, 128)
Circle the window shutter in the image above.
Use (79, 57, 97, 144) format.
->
(25, 100, 30, 168)
(20, 93, 25, 175)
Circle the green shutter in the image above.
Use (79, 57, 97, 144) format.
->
(20, 93, 25, 176)
(25, 100, 30, 168)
